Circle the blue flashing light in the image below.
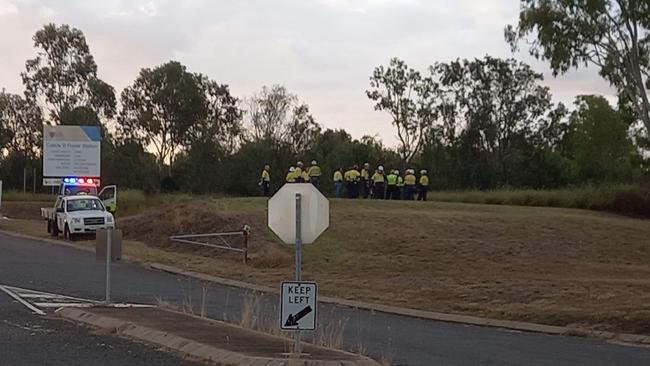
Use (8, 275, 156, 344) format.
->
(62, 177, 100, 187)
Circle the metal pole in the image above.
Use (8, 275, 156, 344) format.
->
(294, 193, 302, 355)
(243, 229, 249, 264)
(105, 229, 112, 304)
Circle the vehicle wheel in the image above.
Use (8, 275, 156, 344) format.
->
(46, 220, 51, 234)
(51, 221, 59, 237)
(64, 224, 73, 241)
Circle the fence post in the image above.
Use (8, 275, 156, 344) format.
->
(242, 227, 249, 264)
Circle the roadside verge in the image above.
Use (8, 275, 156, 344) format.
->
(57, 306, 380, 366)
(4, 229, 650, 347)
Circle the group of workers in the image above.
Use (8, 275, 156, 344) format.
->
(333, 163, 429, 201)
(259, 161, 430, 201)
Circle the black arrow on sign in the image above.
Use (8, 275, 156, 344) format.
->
(284, 305, 313, 327)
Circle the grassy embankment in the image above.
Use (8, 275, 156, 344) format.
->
(1, 187, 649, 335)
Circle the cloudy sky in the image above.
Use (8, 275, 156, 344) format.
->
(0, 0, 615, 145)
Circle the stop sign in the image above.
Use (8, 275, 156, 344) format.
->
(268, 183, 329, 245)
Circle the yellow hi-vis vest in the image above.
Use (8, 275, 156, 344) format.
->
(333, 171, 343, 182)
(386, 174, 398, 185)
(308, 166, 322, 177)
(261, 170, 270, 182)
(344, 169, 360, 182)
(371, 172, 385, 183)
(420, 175, 430, 186)
(404, 174, 416, 185)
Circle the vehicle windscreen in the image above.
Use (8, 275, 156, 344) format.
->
(63, 186, 98, 196)
(66, 198, 105, 212)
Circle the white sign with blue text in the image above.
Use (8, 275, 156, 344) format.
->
(43, 125, 101, 178)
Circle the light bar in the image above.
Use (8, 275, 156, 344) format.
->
(63, 177, 100, 186)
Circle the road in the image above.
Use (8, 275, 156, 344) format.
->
(1, 231, 650, 366)
(0, 282, 204, 366)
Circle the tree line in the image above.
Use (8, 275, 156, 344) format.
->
(1, 0, 649, 196)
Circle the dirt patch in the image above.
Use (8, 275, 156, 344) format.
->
(119, 201, 290, 266)
(1, 201, 50, 220)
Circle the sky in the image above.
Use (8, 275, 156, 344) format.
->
(0, 0, 617, 146)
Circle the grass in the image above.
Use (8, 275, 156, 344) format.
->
(2, 190, 55, 202)
(3, 190, 650, 335)
(427, 184, 650, 218)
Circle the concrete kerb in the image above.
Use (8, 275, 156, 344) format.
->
(3, 229, 650, 347)
(56, 307, 379, 366)
(148, 263, 650, 347)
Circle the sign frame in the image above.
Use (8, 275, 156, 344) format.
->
(280, 281, 318, 331)
(43, 125, 102, 178)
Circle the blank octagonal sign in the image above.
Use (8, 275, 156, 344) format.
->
(268, 183, 330, 245)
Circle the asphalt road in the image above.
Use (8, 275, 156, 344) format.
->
(1, 231, 650, 366)
(0, 284, 205, 366)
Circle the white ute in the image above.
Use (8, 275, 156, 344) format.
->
(47, 195, 115, 240)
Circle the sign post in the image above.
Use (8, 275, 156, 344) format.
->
(293, 193, 302, 353)
(268, 183, 329, 355)
(105, 228, 111, 304)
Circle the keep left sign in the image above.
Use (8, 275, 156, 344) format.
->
(280, 281, 317, 331)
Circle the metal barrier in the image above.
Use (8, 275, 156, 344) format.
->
(169, 225, 250, 264)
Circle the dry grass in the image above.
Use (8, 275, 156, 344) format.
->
(4, 197, 650, 335)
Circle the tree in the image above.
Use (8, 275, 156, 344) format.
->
(0, 92, 43, 160)
(367, 58, 435, 163)
(246, 85, 296, 142)
(187, 75, 243, 154)
(564, 95, 639, 182)
(432, 57, 554, 187)
(505, 0, 650, 135)
(245, 85, 320, 154)
(22, 23, 116, 124)
(118, 61, 207, 171)
(286, 104, 321, 155)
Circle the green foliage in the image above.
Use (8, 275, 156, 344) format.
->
(102, 139, 159, 192)
(22, 23, 116, 123)
(0, 92, 43, 160)
(506, 0, 650, 135)
(565, 95, 640, 182)
(118, 61, 207, 170)
(367, 58, 434, 163)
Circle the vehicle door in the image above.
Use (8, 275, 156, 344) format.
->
(56, 198, 66, 231)
(98, 185, 117, 213)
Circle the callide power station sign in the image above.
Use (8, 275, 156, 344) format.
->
(43, 126, 101, 179)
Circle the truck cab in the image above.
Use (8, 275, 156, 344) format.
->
(42, 178, 118, 239)
(50, 195, 115, 240)
(58, 178, 117, 213)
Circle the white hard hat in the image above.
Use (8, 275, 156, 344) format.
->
(378, 165, 384, 171)
(421, 169, 427, 174)
(297, 161, 303, 166)
(311, 160, 317, 165)
(394, 170, 399, 175)
(289, 166, 295, 172)
(364, 162, 369, 167)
